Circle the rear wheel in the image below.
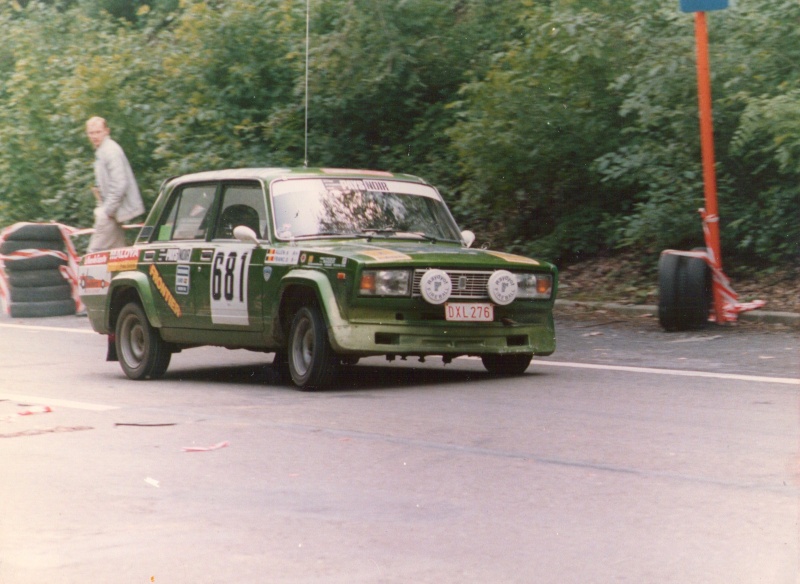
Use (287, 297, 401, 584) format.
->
(115, 302, 171, 380)
(287, 305, 338, 390)
(481, 353, 533, 375)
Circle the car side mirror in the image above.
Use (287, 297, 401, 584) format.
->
(233, 225, 259, 245)
(461, 230, 475, 248)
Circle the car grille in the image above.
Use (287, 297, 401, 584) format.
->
(412, 269, 491, 299)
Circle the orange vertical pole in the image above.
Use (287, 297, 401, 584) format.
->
(693, 11, 727, 322)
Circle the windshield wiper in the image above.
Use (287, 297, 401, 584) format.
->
(354, 229, 447, 243)
(293, 229, 456, 243)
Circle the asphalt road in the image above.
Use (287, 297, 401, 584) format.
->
(0, 308, 798, 583)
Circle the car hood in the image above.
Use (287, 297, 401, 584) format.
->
(293, 240, 554, 271)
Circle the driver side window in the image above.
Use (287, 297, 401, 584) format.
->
(213, 183, 267, 240)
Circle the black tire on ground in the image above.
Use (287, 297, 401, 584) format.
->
(658, 252, 712, 331)
(8, 299, 76, 318)
(0, 239, 65, 254)
(3, 223, 64, 242)
(115, 302, 172, 380)
(2, 254, 67, 272)
(481, 353, 533, 375)
(8, 283, 73, 303)
(287, 305, 338, 390)
(658, 253, 684, 331)
(680, 255, 711, 329)
(5, 269, 67, 288)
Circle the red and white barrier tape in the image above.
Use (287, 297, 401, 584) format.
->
(0, 222, 84, 315)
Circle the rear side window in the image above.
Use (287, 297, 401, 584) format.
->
(156, 184, 218, 241)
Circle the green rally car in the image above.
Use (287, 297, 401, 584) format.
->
(78, 168, 557, 389)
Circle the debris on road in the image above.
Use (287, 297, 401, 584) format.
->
(182, 441, 229, 452)
(115, 422, 177, 427)
(18, 405, 52, 416)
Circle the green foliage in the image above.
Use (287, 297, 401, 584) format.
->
(0, 0, 797, 267)
(448, 3, 635, 262)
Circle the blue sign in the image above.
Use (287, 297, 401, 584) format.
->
(680, 0, 728, 12)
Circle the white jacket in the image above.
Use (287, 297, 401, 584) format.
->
(95, 137, 145, 223)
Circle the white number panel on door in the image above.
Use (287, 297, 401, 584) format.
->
(210, 247, 252, 325)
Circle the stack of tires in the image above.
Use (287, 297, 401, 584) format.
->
(0, 223, 76, 318)
(658, 250, 712, 331)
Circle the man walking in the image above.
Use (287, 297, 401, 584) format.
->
(85, 116, 145, 252)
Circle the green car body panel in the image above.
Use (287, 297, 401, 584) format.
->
(79, 168, 557, 388)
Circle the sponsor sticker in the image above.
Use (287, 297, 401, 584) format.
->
(484, 250, 540, 265)
(77, 267, 111, 296)
(359, 249, 411, 262)
(304, 255, 348, 268)
(265, 248, 301, 265)
(108, 248, 140, 272)
(83, 252, 109, 266)
(157, 248, 192, 263)
(176, 264, 190, 295)
(79, 253, 111, 296)
(419, 269, 452, 305)
(149, 264, 182, 317)
(487, 270, 518, 305)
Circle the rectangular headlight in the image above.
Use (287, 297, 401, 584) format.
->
(515, 273, 553, 299)
(359, 269, 411, 296)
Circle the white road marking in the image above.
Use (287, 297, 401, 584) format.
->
(0, 322, 96, 334)
(460, 356, 799, 385)
(535, 360, 800, 386)
(0, 393, 118, 411)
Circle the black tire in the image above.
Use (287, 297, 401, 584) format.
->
(481, 353, 533, 375)
(3, 223, 64, 242)
(681, 255, 711, 329)
(8, 299, 76, 318)
(658, 253, 683, 331)
(3, 254, 67, 272)
(8, 283, 73, 302)
(115, 302, 172, 380)
(659, 252, 711, 331)
(0, 239, 65, 254)
(287, 305, 338, 390)
(6, 269, 67, 288)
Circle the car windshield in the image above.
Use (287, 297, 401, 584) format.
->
(270, 178, 463, 241)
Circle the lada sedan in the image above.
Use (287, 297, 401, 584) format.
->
(78, 168, 557, 389)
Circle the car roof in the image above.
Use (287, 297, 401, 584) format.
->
(166, 167, 428, 188)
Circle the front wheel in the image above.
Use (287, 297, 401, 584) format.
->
(116, 302, 171, 380)
(287, 305, 339, 390)
(481, 353, 533, 375)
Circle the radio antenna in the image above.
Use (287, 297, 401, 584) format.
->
(303, 0, 310, 168)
